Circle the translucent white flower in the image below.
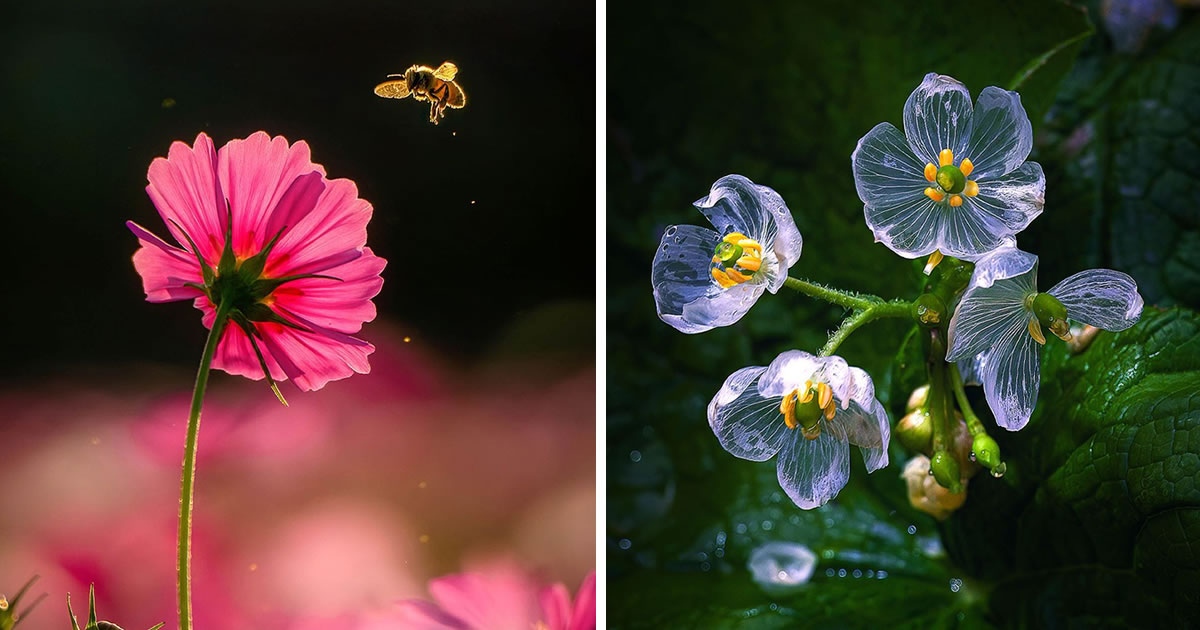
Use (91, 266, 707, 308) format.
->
(852, 73, 1045, 261)
(652, 175, 802, 333)
(946, 247, 1143, 431)
(707, 350, 890, 509)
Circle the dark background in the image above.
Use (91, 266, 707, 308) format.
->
(0, 0, 595, 378)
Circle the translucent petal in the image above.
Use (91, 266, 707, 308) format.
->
(1048, 269, 1144, 331)
(844, 367, 878, 410)
(956, 354, 985, 387)
(863, 194, 943, 259)
(902, 73, 974, 165)
(852, 122, 930, 209)
(980, 322, 1043, 431)
(708, 366, 790, 462)
(946, 248, 1038, 362)
(962, 87, 1034, 180)
(953, 162, 1044, 257)
(759, 351, 849, 399)
(776, 419, 850, 509)
(839, 399, 891, 473)
(694, 174, 802, 291)
(653, 224, 764, 334)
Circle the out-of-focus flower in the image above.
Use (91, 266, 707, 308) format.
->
(395, 564, 595, 630)
(903, 455, 966, 521)
(652, 175, 802, 333)
(946, 247, 1143, 430)
(127, 131, 386, 393)
(852, 73, 1044, 263)
(1102, 0, 1179, 53)
(707, 350, 890, 509)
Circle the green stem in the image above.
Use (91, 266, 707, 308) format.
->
(178, 300, 232, 630)
(927, 331, 951, 454)
(783, 276, 879, 311)
(949, 363, 985, 436)
(818, 300, 912, 357)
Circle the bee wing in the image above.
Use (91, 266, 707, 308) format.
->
(446, 81, 466, 108)
(433, 62, 458, 81)
(373, 79, 411, 99)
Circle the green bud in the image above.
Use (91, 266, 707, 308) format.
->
(935, 164, 966, 194)
(912, 293, 947, 327)
(905, 384, 929, 413)
(971, 433, 1002, 470)
(930, 451, 963, 493)
(713, 240, 743, 266)
(897, 409, 933, 454)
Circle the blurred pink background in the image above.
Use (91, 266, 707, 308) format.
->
(0, 325, 595, 629)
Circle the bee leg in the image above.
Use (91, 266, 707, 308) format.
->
(428, 101, 438, 124)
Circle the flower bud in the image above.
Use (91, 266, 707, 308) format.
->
(905, 384, 929, 413)
(930, 451, 963, 493)
(896, 409, 932, 454)
(904, 456, 967, 520)
(971, 433, 1002, 470)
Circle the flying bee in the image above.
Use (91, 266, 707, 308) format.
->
(374, 61, 466, 125)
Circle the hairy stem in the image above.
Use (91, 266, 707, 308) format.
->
(819, 300, 912, 357)
(784, 276, 880, 311)
(178, 300, 231, 630)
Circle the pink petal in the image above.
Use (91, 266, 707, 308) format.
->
(128, 221, 204, 302)
(567, 572, 596, 630)
(217, 132, 327, 258)
(538, 583, 571, 630)
(393, 601, 471, 630)
(144, 132, 226, 263)
(258, 323, 374, 392)
(265, 177, 372, 277)
(207, 313, 288, 382)
(270, 247, 386, 334)
(428, 572, 541, 630)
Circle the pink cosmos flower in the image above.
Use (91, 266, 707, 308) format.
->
(396, 566, 595, 630)
(127, 132, 386, 392)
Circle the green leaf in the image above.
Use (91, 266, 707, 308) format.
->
(1027, 13, 1200, 309)
(944, 308, 1200, 625)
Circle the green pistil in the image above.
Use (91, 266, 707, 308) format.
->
(714, 240, 743, 266)
(935, 164, 966, 194)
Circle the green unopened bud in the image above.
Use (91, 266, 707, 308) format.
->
(713, 240, 743, 265)
(930, 451, 963, 493)
(897, 409, 933, 454)
(905, 384, 929, 413)
(971, 434, 1002, 470)
(935, 164, 966, 194)
(913, 293, 947, 327)
(1030, 293, 1072, 341)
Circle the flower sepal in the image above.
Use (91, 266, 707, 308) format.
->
(68, 584, 164, 630)
(970, 433, 1002, 470)
(0, 575, 46, 630)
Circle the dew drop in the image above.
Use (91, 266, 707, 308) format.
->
(907, 525, 917, 535)
(950, 578, 963, 593)
(877, 570, 888, 579)
(618, 538, 632, 550)
(852, 569, 863, 578)
(716, 531, 727, 545)
(735, 523, 748, 534)
(748, 542, 816, 593)
(661, 244, 669, 251)
(825, 568, 835, 577)
(630, 450, 642, 463)
(761, 520, 774, 531)
(969, 451, 977, 462)
(837, 568, 847, 578)
(665, 226, 678, 236)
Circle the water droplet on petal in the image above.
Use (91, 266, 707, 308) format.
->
(665, 226, 678, 236)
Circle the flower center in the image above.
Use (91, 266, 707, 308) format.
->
(923, 148, 980, 207)
(1024, 292, 1072, 345)
(711, 232, 764, 289)
(779, 380, 836, 440)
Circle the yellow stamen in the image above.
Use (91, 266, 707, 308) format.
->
(1049, 320, 1073, 342)
(924, 163, 937, 182)
(780, 389, 799, 429)
(798, 380, 815, 403)
(924, 187, 945, 202)
(923, 250, 944, 275)
(939, 148, 954, 167)
(960, 158, 974, 177)
(1028, 318, 1046, 345)
(817, 382, 833, 410)
(737, 238, 762, 254)
(964, 180, 979, 197)
(711, 267, 737, 288)
(724, 267, 750, 283)
(823, 402, 836, 421)
(723, 232, 748, 244)
(736, 255, 761, 271)
(949, 194, 963, 207)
